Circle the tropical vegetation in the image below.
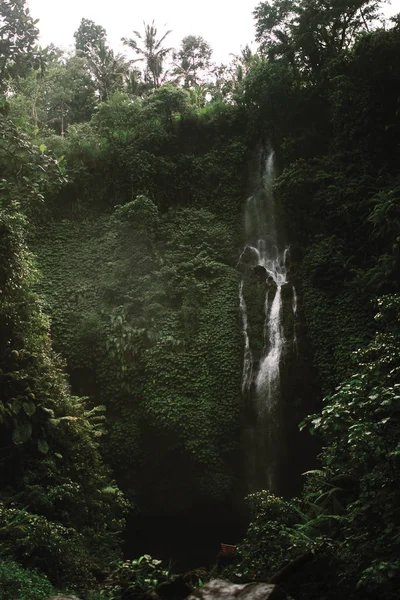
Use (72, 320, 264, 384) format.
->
(1, 0, 400, 598)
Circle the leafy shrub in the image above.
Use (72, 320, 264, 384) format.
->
(296, 294, 400, 598)
(0, 559, 53, 600)
(100, 555, 173, 598)
(0, 107, 127, 594)
(231, 492, 305, 581)
(111, 196, 159, 234)
(0, 505, 95, 589)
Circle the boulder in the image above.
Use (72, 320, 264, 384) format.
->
(186, 579, 290, 600)
(147, 577, 193, 600)
(253, 265, 267, 280)
(48, 596, 82, 600)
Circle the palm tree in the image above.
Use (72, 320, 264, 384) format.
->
(122, 20, 172, 89)
(171, 35, 212, 88)
(169, 61, 192, 87)
(86, 41, 129, 102)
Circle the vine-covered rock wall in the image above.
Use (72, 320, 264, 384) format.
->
(33, 202, 244, 516)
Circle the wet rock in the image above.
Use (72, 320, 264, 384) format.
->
(148, 577, 193, 600)
(266, 275, 277, 291)
(240, 246, 259, 266)
(187, 579, 290, 600)
(48, 596, 81, 600)
(183, 568, 209, 587)
(252, 265, 267, 280)
(281, 281, 293, 303)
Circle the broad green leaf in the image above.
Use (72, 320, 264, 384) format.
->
(12, 423, 32, 445)
(38, 439, 49, 454)
(23, 399, 36, 416)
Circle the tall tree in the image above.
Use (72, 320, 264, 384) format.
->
(125, 67, 147, 98)
(0, 15, 127, 588)
(254, 0, 384, 78)
(44, 55, 97, 133)
(0, 0, 39, 91)
(85, 41, 129, 102)
(172, 35, 212, 87)
(122, 20, 172, 89)
(9, 51, 97, 133)
(74, 17, 107, 56)
(74, 19, 129, 102)
(208, 45, 260, 102)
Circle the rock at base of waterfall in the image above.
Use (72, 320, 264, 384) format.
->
(147, 577, 193, 600)
(187, 578, 291, 600)
(48, 596, 82, 600)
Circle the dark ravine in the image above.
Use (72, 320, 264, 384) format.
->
(124, 510, 248, 573)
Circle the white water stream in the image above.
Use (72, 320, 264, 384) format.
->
(239, 280, 253, 394)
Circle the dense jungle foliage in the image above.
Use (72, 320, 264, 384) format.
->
(1, 0, 400, 598)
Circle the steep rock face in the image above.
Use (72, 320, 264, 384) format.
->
(241, 266, 269, 365)
(33, 208, 243, 514)
(34, 206, 246, 567)
(187, 579, 290, 600)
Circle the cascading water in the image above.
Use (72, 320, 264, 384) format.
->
(239, 148, 297, 493)
(292, 285, 298, 351)
(239, 281, 253, 394)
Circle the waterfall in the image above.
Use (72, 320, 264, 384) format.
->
(239, 280, 253, 394)
(292, 285, 298, 350)
(239, 148, 297, 493)
(256, 285, 284, 405)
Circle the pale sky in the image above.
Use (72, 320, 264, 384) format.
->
(27, 0, 258, 64)
(27, 0, 400, 65)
